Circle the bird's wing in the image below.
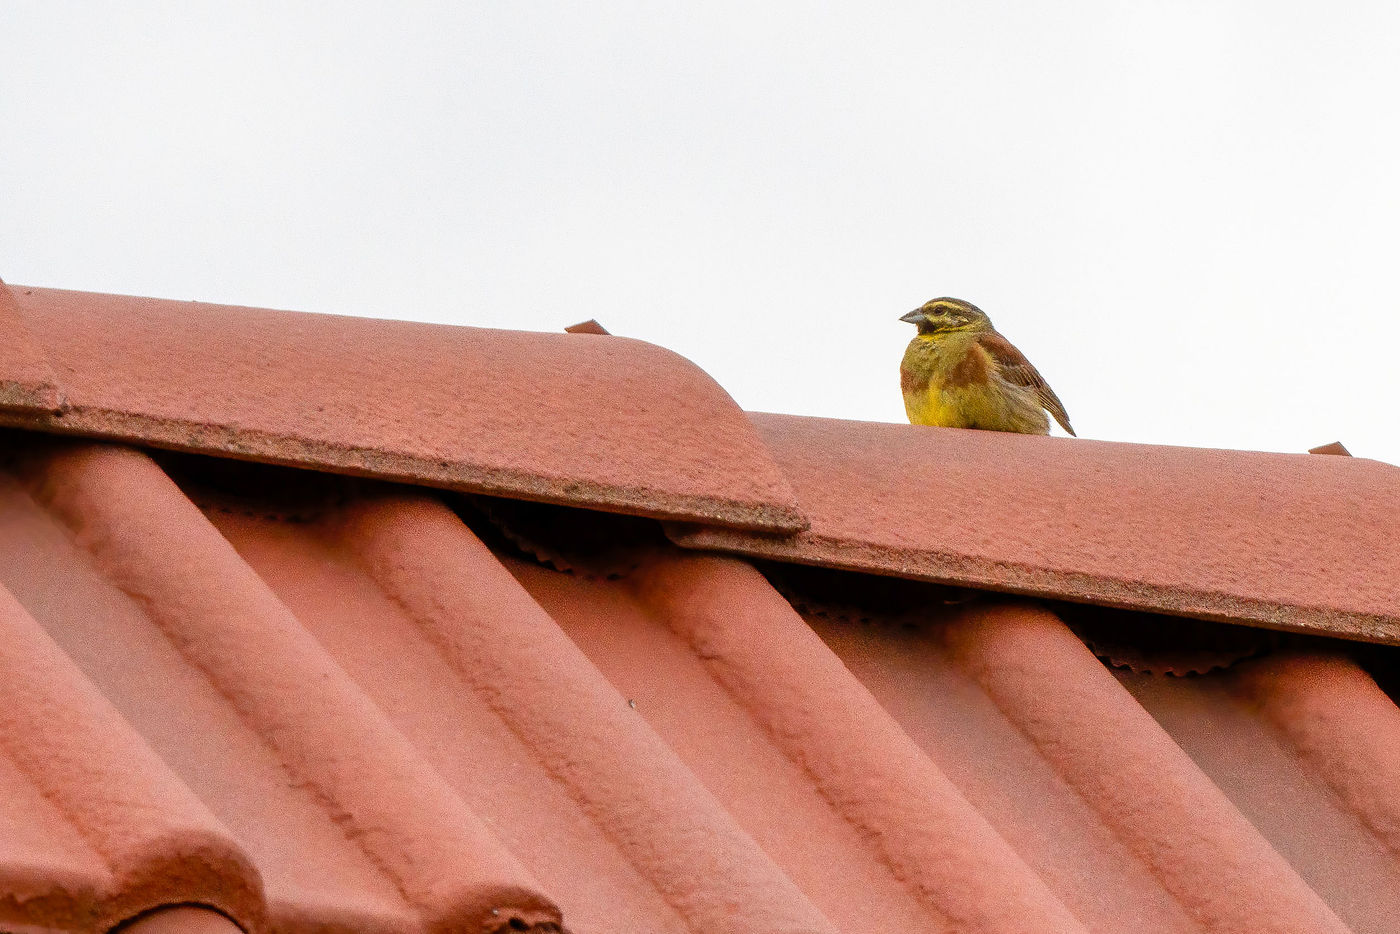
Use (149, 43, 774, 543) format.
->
(977, 331, 1076, 436)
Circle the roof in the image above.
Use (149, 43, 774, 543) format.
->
(0, 283, 804, 532)
(3, 284, 1400, 934)
(672, 413, 1400, 642)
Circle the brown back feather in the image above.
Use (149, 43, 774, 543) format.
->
(977, 331, 1075, 435)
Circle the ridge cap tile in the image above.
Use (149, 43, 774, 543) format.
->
(668, 411, 1400, 643)
(0, 282, 65, 413)
(0, 286, 806, 533)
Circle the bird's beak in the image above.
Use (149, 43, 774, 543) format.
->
(899, 309, 925, 324)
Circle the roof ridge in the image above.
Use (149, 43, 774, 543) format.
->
(0, 282, 65, 413)
(0, 286, 806, 534)
(671, 412, 1400, 645)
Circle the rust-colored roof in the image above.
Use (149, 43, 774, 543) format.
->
(0, 279, 64, 411)
(671, 413, 1400, 643)
(0, 284, 804, 533)
(4, 286, 1400, 934)
(4, 437, 1400, 933)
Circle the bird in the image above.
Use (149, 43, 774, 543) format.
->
(899, 297, 1075, 436)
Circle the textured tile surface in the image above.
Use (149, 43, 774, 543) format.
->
(4, 434, 1400, 933)
(670, 412, 1400, 642)
(0, 282, 63, 412)
(0, 285, 804, 531)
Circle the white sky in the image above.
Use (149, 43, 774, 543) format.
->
(3, 3, 1398, 464)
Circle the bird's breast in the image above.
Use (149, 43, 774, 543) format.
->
(900, 335, 1046, 433)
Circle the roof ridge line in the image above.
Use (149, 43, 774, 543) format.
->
(0, 285, 807, 533)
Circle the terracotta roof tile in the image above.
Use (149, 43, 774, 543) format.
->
(4, 288, 1400, 933)
(0, 568, 264, 934)
(5, 431, 1400, 933)
(0, 282, 64, 412)
(536, 553, 1083, 933)
(1120, 653, 1400, 933)
(0, 284, 804, 532)
(6, 442, 560, 934)
(670, 412, 1400, 643)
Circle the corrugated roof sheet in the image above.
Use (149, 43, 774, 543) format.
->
(4, 286, 1400, 934)
(671, 412, 1400, 642)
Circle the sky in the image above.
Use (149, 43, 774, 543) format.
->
(2, 2, 1398, 463)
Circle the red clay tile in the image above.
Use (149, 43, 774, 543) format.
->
(6, 422, 1400, 933)
(939, 604, 1347, 933)
(1122, 652, 1400, 934)
(1233, 653, 1400, 862)
(622, 554, 1085, 933)
(671, 413, 1400, 643)
(809, 600, 1378, 934)
(0, 282, 63, 412)
(253, 493, 837, 934)
(4, 441, 562, 934)
(0, 582, 262, 934)
(0, 286, 804, 532)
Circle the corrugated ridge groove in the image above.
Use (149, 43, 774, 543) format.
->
(0, 583, 264, 934)
(625, 552, 1088, 934)
(941, 602, 1352, 934)
(14, 441, 563, 934)
(332, 493, 838, 934)
(1232, 653, 1400, 863)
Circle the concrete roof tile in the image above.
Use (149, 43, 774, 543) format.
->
(939, 604, 1345, 933)
(670, 412, 1400, 643)
(4, 280, 1400, 934)
(1121, 653, 1400, 933)
(0, 581, 261, 933)
(4, 434, 1400, 932)
(620, 554, 1084, 933)
(0, 286, 804, 532)
(4, 441, 561, 934)
(0, 282, 64, 412)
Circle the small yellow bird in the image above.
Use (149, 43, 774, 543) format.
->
(899, 297, 1074, 436)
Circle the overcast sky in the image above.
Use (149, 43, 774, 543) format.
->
(3, 3, 1398, 464)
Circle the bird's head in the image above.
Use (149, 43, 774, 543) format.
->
(899, 297, 992, 336)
